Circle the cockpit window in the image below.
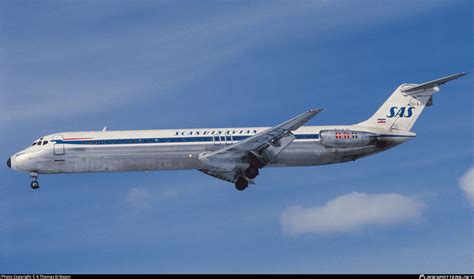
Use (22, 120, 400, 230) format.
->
(43, 141, 48, 145)
(31, 142, 37, 146)
(37, 141, 42, 146)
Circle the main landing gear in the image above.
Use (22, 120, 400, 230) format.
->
(245, 165, 259, 179)
(30, 172, 40, 190)
(234, 165, 261, 191)
(235, 177, 248, 191)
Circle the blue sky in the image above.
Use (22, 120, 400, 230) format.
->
(1, 0, 473, 273)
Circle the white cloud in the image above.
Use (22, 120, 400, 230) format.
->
(125, 187, 152, 211)
(281, 192, 425, 235)
(459, 167, 474, 207)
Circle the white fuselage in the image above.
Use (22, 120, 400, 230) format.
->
(8, 125, 413, 175)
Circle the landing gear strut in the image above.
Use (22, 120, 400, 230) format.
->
(30, 172, 40, 190)
(235, 177, 248, 191)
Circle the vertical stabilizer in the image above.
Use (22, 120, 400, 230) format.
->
(356, 73, 466, 131)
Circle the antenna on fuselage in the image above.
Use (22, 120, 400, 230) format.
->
(102, 126, 107, 132)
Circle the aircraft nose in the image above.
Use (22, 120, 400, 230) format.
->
(7, 157, 11, 168)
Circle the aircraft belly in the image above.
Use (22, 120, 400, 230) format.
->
(269, 142, 377, 167)
(43, 144, 211, 173)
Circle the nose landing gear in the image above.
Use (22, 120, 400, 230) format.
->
(31, 181, 39, 189)
(30, 172, 40, 190)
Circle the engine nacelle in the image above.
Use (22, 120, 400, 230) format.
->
(319, 130, 378, 148)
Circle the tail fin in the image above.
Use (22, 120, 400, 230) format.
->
(357, 73, 467, 131)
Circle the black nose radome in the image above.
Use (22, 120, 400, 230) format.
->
(7, 158, 11, 169)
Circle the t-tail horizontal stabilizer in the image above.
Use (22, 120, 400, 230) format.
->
(401, 72, 467, 94)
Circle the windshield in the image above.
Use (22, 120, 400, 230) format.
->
(30, 138, 48, 146)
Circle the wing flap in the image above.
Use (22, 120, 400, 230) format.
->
(198, 169, 255, 184)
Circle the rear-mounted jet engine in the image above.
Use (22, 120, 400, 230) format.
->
(319, 130, 378, 148)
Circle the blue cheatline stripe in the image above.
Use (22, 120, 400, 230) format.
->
(51, 134, 320, 145)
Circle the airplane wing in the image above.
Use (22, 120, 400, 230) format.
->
(198, 108, 323, 173)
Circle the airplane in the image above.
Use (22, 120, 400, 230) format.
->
(6, 73, 467, 191)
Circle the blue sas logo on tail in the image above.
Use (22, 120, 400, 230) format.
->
(387, 106, 415, 118)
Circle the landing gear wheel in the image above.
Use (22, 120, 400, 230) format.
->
(235, 177, 248, 191)
(29, 172, 39, 190)
(245, 166, 259, 179)
(31, 181, 40, 189)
